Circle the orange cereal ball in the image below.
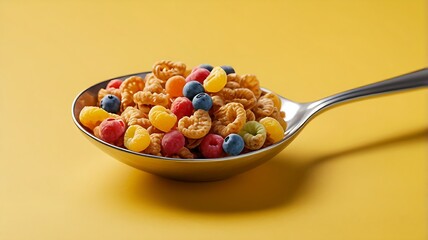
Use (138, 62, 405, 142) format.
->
(165, 76, 186, 97)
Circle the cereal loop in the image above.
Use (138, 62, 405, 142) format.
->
(133, 91, 170, 108)
(253, 97, 274, 118)
(152, 60, 186, 81)
(240, 74, 261, 98)
(212, 103, 246, 137)
(120, 76, 145, 110)
(178, 109, 212, 139)
(219, 88, 257, 109)
(120, 106, 151, 129)
(143, 133, 164, 156)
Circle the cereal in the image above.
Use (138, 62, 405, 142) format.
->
(79, 106, 110, 130)
(124, 125, 151, 152)
(120, 76, 145, 110)
(143, 133, 164, 156)
(133, 91, 170, 108)
(253, 96, 275, 118)
(203, 66, 227, 93)
(212, 103, 246, 137)
(238, 121, 267, 150)
(80, 60, 287, 159)
(186, 138, 203, 149)
(165, 76, 186, 97)
(259, 117, 284, 143)
(173, 147, 195, 159)
(240, 74, 261, 98)
(178, 109, 212, 139)
(153, 60, 186, 82)
(121, 106, 151, 129)
(246, 109, 256, 121)
(148, 105, 177, 132)
(218, 88, 257, 109)
(263, 92, 281, 109)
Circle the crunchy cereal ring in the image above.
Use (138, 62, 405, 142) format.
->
(210, 95, 224, 113)
(241, 74, 261, 98)
(246, 109, 256, 121)
(133, 91, 170, 108)
(239, 121, 267, 150)
(147, 125, 163, 135)
(174, 147, 195, 159)
(138, 104, 151, 114)
(143, 133, 164, 156)
(227, 73, 241, 84)
(120, 106, 151, 128)
(219, 88, 257, 109)
(144, 75, 164, 93)
(212, 103, 246, 137)
(98, 88, 121, 105)
(119, 76, 145, 110)
(186, 138, 203, 149)
(178, 109, 212, 139)
(225, 81, 241, 89)
(152, 60, 186, 81)
(253, 97, 274, 118)
(263, 92, 282, 109)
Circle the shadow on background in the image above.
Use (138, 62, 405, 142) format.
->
(124, 128, 427, 213)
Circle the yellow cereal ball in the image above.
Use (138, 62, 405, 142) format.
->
(148, 105, 177, 132)
(124, 125, 151, 152)
(79, 106, 110, 130)
(259, 117, 284, 143)
(203, 67, 227, 92)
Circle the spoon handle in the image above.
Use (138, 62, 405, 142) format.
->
(311, 68, 428, 110)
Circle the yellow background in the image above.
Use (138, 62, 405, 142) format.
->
(1, 0, 427, 239)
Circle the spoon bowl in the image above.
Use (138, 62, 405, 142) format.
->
(72, 69, 428, 181)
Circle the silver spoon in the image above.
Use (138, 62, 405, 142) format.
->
(72, 68, 428, 181)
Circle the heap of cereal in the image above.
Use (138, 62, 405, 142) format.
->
(79, 60, 287, 159)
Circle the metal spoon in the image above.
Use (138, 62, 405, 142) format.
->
(72, 68, 428, 181)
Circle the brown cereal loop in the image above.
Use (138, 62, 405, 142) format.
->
(176, 147, 195, 159)
(253, 97, 274, 118)
(246, 109, 256, 121)
(144, 75, 164, 93)
(178, 110, 212, 139)
(98, 88, 121, 105)
(121, 106, 151, 128)
(133, 91, 170, 108)
(143, 133, 164, 156)
(152, 60, 186, 81)
(219, 88, 257, 109)
(241, 74, 261, 98)
(211, 95, 225, 113)
(212, 103, 246, 137)
(120, 76, 145, 110)
(186, 138, 203, 149)
(147, 125, 163, 135)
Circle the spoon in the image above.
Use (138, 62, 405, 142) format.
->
(72, 68, 428, 181)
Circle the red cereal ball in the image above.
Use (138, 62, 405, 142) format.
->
(185, 68, 210, 84)
(106, 79, 123, 89)
(199, 134, 225, 158)
(99, 118, 126, 144)
(171, 97, 193, 120)
(162, 130, 185, 156)
(165, 76, 186, 97)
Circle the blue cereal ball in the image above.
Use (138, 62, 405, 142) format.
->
(198, 64, 214, 72)
(220, 65, 235, 75)
(222, 134, 245, 156)
(100, 94, 121, 114)
(183, 81, 205, 100)
(192, 93, 213, 111)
